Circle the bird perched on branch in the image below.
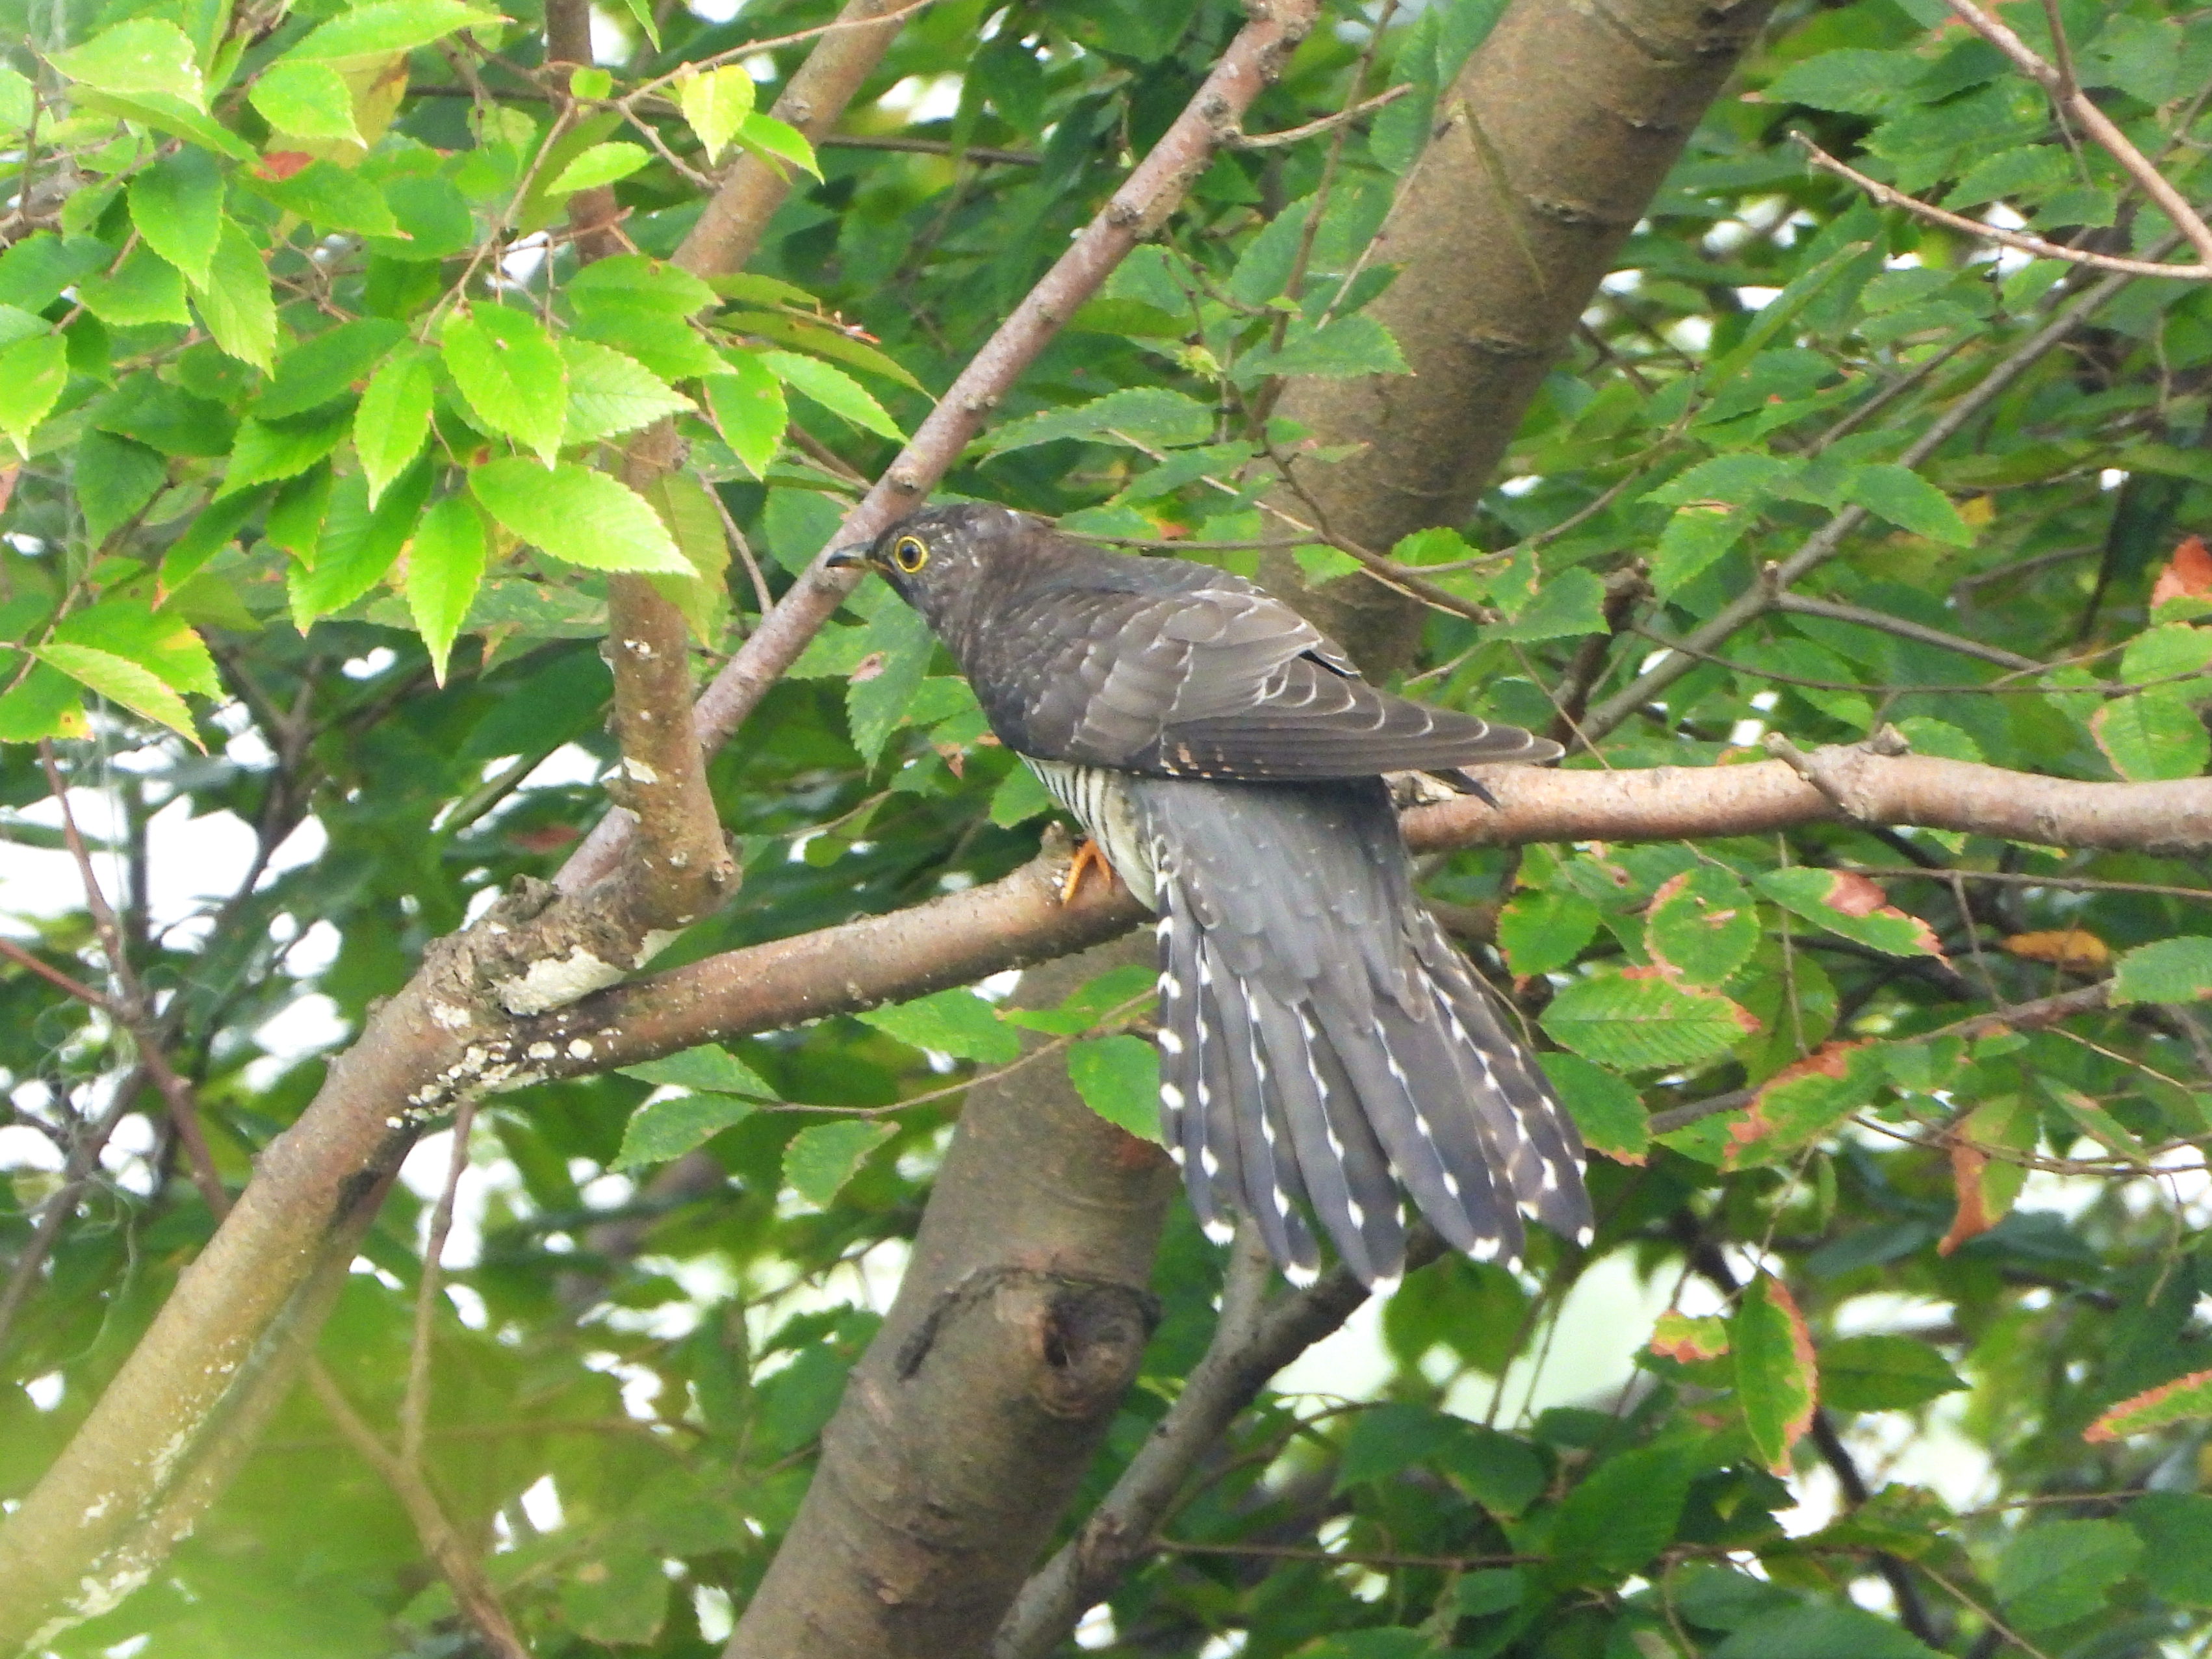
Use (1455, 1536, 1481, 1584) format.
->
(830, 504, 1591, 1289)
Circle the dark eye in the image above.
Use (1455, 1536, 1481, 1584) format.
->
(892, 535, 929, 573)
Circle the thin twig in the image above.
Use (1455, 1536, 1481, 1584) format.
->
(401, 1095, 480, 1470)
(1226, 81, 1411, 149)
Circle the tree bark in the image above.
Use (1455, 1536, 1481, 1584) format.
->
(1266, 0, 1778, 670)
(726, 942, 1176, 1659)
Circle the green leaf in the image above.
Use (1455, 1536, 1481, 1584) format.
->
(1645, 451, 1801, 508)
(558, 1543, 667, 1645)
(1766, 46, 1921, 114)
(990, 761, 1055, 826)
(676, 64, 754, 164)
(49, 596, 219, 697)
(261, 318, 408, 419)
(703, 357, 786, 478)
(1993, 1519, 2141, 1630)
(1651, 504, 1749, 597)
(75, 431, 168, 544)
(52, 18, 204, 109)
(1714, 1604, 1940, 1659)
(2125, 1493, 2212, 1607)
(2120, 621, 2212, 688)
(783, 1120, 895, 1207)
(190, 222, 277, 372)
(469, 459, 691, 574)
(70, 88, 253, 160)
(1646, 866, 1759, 988)
(845, 600, 934, 766)
(736, 111, 819, 178)
(159, 487, 268, 597)
(619, 1044, 777, 1098)
(2112, 937, 2212, 1005)
(612, 1093, 758, 1170)
(1721, 1044, 1884, 1170)
(1537, 1051, 1647, 1164)
(1067, 1035, 1163, 1142)
(1819, 1335, 1966, 1412)
(2090, 691, 2209, 782)
(561, 338, 694, 445)
(0, 662, 86, 743)
(1735, 1273, 1816, 1474)
(442, 306, 569, 465)
(264, 466, 330, 563)
(0, 233, 109, 313)
(1756, 868, 1946, 960)
(547, 142, 650, 195)
(2085, 1367, 2212, 1441)
(984, 387, 1215, 456)
(856, 987, 1019, 1064)
(354, 344, 436, 505)
(0, 66, 34, 130)
(1234, 313, 1406, 382)
(568, 253, 717, 318)
(1547, 1443, 1692, 1580)
(1539, 969, 1757, 1070)
(128, 147, 223, 287)
(405, 495, 487, 682)
(243, 158, 402, 238)
(1497, 886, 1599, 975)
(78, 244, 192, 328)
(96, 378, 235, 457)
(289, 464, 431, 630)
(220, 411, 350, 496)
(287, 0, 502, 64)
(33, 641, 199, 743)
(0, 331, 68, 455)
(1487, 566, 1606, 642)
(1847, 463, 1975, 546)
(249, 59, 363, 144)
(760, 350, 902, 441)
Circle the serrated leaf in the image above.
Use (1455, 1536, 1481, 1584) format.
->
(220, 411, 350, 496)
(75, 431, 167, 545)
(783, 1119, 895, 1206)
(1645, 451, 1801, 508)
(1714, 1606, 1938, 1659)
(561, 338, 693, 446)
(405, 495, 487, 682)
(845, 600, 933, 766)
(53, 18, 204, 110)
(1539, 968, 1758, 1070)
(1497, 887, 1599, 976)
(547, 141, 650, 195)
(159, 488, 268, 597)
(190, 222, 277, 372)
(128, 147, 222, 286)
(1067, 1034, 1162, 1142)
(984, 387, 1215, 456)
(289, 0, 502, 64)
(1651, 1310, 1729, 1362)
(1938, 1095, 2036, 1255)
(1848, 463, 1974, 546)
(619, 1044, 776, 1097)
(2126, 1493, 2212, 1606)
(1735, 1272, 1816, 1475)
(33, 641, 199, 743)
(1820, 1334, 1966, 1411)
(1721, 1042, 1883, 1169)
(759, 350, 902, 441)
(1647, 866, 1758, 987)
(243, 157, 402, 238)
(1536, 1051, 1647, 1164)
(2112, 936, 2212, 1005)
(1994, 1520, 2141, 1630)
(2090, 691, 2209, 782)
(354, 344, 436, 504)
(1650, 504, 1749, 597)
(0, 331, 67, 455)
(990, 762, 1055, 826)
(676, 64, 754, 163)
(1548, 1443, 1693, 1579)
(856, 987, 1018, 1064)
(78, 243, 191, 328)
(703, 356, 786, 478)
(736, 111, 818, 178)
(443, 306, 568, 465)
(1766, 46, 1920, 114)
(2087, 1369, 2212, 1443)
(469, 459, 690, 574)
(612, 1094, 757, 1170)
(568, 253, 717, 318)
(290, 465, 431, 630)
(1233, 313, 1406, 382)
(250, 59, 364, 144)
(1756, 868, 1946, 960)
(263, 317, 408, 420)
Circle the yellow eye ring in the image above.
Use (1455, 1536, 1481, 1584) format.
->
(891, 535, 929, 573)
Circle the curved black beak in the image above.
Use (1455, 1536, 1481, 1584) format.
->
(824, 543, 869, 571)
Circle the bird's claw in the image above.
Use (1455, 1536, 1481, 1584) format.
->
(1061, 838, 1118, 904)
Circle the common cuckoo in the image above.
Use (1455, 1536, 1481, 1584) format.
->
(830, 504, 1591, 1288)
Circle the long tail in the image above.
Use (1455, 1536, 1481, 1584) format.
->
(1137, 776, 1591, 1289)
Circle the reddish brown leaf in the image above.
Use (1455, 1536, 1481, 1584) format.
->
(1651, 1309, 1729, 1363)
(2150, 535, 2212, 608)
(2085, 1367, 2212, 1443)
(2002, 928, 2113, 973)
(1825, 871, 1890, 918)
(255, 151, 316, 181)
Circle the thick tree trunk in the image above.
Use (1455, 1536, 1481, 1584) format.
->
(727, 942, 1175, 1659)
(1268, 0, 1777, 671)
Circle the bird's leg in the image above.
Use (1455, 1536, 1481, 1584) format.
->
(1060, 836, 1119, 903)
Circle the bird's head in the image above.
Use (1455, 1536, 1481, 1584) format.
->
(826, 503, 1042, 633)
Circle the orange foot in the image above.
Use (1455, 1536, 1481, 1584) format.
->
(1061, 837, 1118, 904)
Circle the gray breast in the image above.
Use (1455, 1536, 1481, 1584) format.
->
(1023, 758, 1159, 910)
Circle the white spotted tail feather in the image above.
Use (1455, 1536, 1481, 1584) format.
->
(1127, 773, 1592, 1288)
